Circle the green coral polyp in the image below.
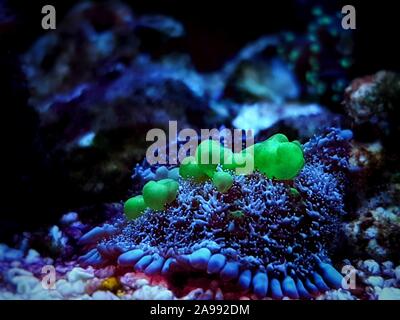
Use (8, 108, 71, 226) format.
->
(158, 179, 179, 204)
(254, 134, 305, 180)
(289, 187, 300, 197)
(124, 178, 179, 218)
(230, 210, 245, 219)
(221, 149, 254, 174)
(195, 139, 224, 177)
(179, 156, 209, 182)
(212, 171, 234, 193)
(124, 195, 147, 220)
(142, 179, 179, 210)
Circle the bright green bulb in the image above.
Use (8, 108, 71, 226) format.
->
(274, 142, 305, 179)
(220, 145, 254, 175)
(124, 195, 147, 220)
(212, 171, 233, 193)
(179, 156, 209, 182)
(195, 139, 223, 177)
(158, 178, 179, 204)
(142, 179, 179, 211)
(289, 187, 300, 197)
(254, 133, 305, 180)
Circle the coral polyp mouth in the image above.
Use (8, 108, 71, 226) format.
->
(78, 128, 352, 299)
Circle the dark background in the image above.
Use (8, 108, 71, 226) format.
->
(0, 0, 399, 241)
(117, 0, 399, 74)
(3, 0, 400, 73)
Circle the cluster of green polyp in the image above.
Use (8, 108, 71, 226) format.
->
(180, 133, 304, 180)
(124, 179, 179, 219)
(124, 133, 304, 220)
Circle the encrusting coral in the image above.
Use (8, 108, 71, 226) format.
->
(78, 128, 352, 299)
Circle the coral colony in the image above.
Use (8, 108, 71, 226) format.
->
(78, 128, 351, 299)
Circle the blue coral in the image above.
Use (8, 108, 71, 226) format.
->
(78, 128, 352, 299)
